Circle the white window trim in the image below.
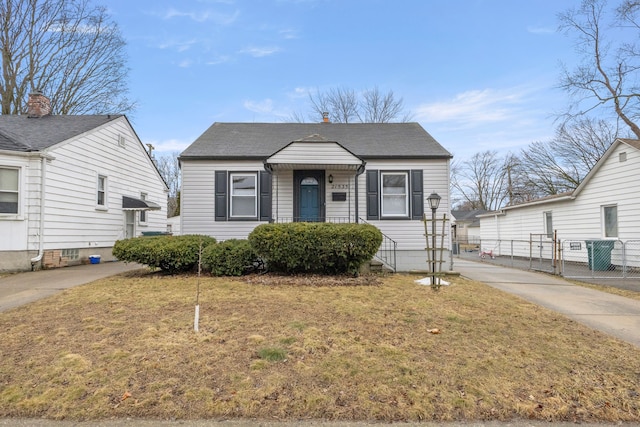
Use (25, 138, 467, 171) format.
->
(96, 174, 108, 210)
(544, 211, 553, 238)
(229, 172, 258, 219)
(0, 165, 21, 218)
(380, 171, 409, 218)
(602, 204, 618, 238)
(139, 192, 148, 225)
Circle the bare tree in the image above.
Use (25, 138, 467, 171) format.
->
(451, 151, 510, 211)
(155, 152, 181, 217)
(0, 0, 134, 115)
(303, 86, 410, 123)
(558, 0, 640, 138)
(519, 118, 618, 195)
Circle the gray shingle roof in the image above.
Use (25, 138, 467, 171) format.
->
(180, 122, 452, 160)
(0, 114, 121, 152)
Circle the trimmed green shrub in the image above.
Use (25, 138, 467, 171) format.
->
(112, 234, 216, 273)
(248, 222, 382, 275)
(202, 239, 258, 276)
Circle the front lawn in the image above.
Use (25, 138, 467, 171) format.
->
(0, 271, 638, 423)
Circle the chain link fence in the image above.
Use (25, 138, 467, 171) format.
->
(455, 237, 640, 280)
(562, 239, 640, 279)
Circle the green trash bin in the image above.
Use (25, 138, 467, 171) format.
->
(141, 231, 172, 237)
(585, 240, 615, 271)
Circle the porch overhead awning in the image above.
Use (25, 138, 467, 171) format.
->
(264, 135, 366, 172)
(122, 195, 162, 211)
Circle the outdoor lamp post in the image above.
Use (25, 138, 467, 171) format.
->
(427, 192, 441, 287)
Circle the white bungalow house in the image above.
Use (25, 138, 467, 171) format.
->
(178, 122, 453, 272)
(0, 92, 168, 272)
(478, 138, 640, 268)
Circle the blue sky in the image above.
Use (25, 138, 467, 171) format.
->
(107, 0, 580, 160)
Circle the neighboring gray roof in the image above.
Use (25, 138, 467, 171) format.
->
(451, 210, 487, 227)
(0, 114, 121, 152)
(180, 122, 452, 160)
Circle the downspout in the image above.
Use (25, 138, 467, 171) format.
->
(30, 154, 48, 269)
(354, 162, 366, 223)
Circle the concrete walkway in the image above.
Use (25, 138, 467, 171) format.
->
(0, 261, 144, 313)
(454, 258, 640, 348)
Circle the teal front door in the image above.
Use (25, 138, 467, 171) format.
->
(300, 178, 319, 221)
(294, 170, 325, 222)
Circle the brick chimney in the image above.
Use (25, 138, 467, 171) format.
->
(27, 90, 52, 118)
(322, 112, 329, 123)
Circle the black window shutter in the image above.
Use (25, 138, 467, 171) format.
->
(366, 169, 379, 220)
(214, 171, 227, 221)
(259, 171, 272, 221)
(411, 170, 424, 220)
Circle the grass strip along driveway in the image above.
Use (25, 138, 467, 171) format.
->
(0, 271, 639, 423)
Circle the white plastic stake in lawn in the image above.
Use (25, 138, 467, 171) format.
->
(194, 240, 203, 332)
(194, 304, 200, 332)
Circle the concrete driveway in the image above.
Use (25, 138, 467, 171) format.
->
(0, 261, 144, 313)
(453, 258, 640, 348)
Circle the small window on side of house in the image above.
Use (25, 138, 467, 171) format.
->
(603, 205, 618, 238)
(619, 152, 627, 162)
(139, 193, 147, 223)
(97, 175, 107, 208)
(0, 167, 19, 214)
(544, 211, 553, 238)
(118, 134, 126, 148)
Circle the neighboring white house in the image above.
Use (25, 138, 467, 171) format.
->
(167, 215, 181, 235)
(478, 138, 640, 266)
(451, 210, 486, 245)
(0, 92, 168, 272)
(179, 122, 453, 272)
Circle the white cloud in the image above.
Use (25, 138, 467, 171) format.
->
(239, 46, 281, 57)
(415, 88, 532, 126)
(527, 26, 555, 34)
(163, 8, 239, 25)
(279, 28, 299, 39)
(178, 59, 193, 68)
(244, 99, 274, 114)
(206, 55, 232, 65)
(157, 38, 198, 52)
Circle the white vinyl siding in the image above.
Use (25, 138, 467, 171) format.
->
(32, 117, 167, 248)
(230, 173, 257, 218)
(480, 140, 640, 247)
(181, 160, 264, 240)
(381, 172, 408, 217)
(0, 167, 19, 214)
(358, 159, 450, 253)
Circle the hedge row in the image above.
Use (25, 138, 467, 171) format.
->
(112, 223, 382, 276)
(112, 235, 216, 274)
(248, 222, 382, 275)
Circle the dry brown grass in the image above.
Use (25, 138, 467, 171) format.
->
(0, 271, 639, 423)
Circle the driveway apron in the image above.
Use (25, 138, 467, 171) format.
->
(0, 262, 143, 313)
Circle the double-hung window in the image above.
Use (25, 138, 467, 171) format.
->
(0, 167, 19, 214)
(603, 205, 618, 238)
(381, 172, 409, 217)
(97, 175, 107, 208)
(230, 173, 257, 218)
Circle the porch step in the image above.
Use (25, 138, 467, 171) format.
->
(362, 259, 394, 274)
